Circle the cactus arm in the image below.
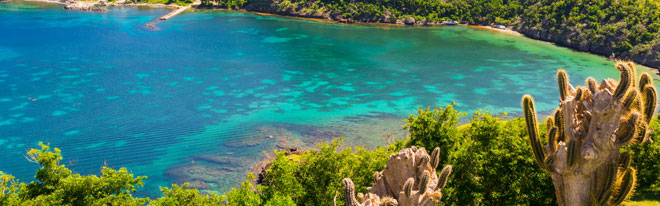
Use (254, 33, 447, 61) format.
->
(613, 63, 632, 101)
(430, 147, 440, 170)
(611, 168, 637, 205)
(436, 165, 452, 190)
(642, 85, 657, 124)
(418, 171, 430, 194)
(558, 69, 570, 101)
(343, 178, 362, 206)
(522, 95, 546, 168)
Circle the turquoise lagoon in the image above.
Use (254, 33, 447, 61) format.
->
(1, 1, 658, 196)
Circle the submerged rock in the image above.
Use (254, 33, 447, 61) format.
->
(165, 163, 235, 188)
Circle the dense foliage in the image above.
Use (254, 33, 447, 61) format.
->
(260, 137, 402, 206)
(2, 106, 660, 205)
(405, 107, 556, 205)
(404, 104, 464, 168)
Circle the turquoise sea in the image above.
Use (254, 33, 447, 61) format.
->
(1, 1, 658, 196)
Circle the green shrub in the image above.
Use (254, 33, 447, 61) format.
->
(261, 137, 399, 206)
(405, 108, 556, 205)
(626, 117, 660, 200)
(443, 112, 555, 205)
(404, 104, 465, 167)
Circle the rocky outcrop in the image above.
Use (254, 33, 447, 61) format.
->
(515, 24, 660, 71)
(342, 146, 452, 206)
(63, 0, 107, 11)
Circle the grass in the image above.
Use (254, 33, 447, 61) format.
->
(624, 200, 660, 206)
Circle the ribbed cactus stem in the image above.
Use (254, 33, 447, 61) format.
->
(615, 112, 639, 145)
(554, 109, 565, 142)
(437, 165, 452, 190)
(626, 62, 636, 87)
(642, 85, 657, 124)
(430, 147, 440, 170)
(575, 86, 583, 100)
(567, 140, 578, 167)
(419, 170, 431, 194)
(622, 90, 637, 108)
(544, 156, 555, 171)
(597, 161, 617, 205)
(548, 127, 558, 153)
(403, 178, 414, 198)
(618, 152, 631, 171)
(558, 69, 570, 101)
(639, 73, 652, 92)
(611, 168, 637, 205)
(635, 122, 648, 143)
(587, 77, 598, 94)
(545, 117, 554, 133)
(421, 155, 430, 168)
(614, 63, 632, 101)
(343, 178, 361, 206)
(522, 95, 545, 167)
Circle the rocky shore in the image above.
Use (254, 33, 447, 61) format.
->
(220, 0, 660, 71)
(515, 25, 660, 71)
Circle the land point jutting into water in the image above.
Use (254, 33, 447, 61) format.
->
(2, 0, 660, 205)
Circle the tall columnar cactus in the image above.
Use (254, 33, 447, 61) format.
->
(342, 147, 452, 206)
(521, 62, 657, 206)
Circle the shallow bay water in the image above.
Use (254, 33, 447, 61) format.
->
(1, 2, 658, 196)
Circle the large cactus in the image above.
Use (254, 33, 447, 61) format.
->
(521, 62, 656, 206)
(342, 146, 452, 206)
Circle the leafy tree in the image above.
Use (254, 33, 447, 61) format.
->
(261, 137, 399, 206)
(404, 104, 465, 167)
(149, 183, 225, 206)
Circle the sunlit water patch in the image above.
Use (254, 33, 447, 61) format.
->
(1, 1, 659, 196)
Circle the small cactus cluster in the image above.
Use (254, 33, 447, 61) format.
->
(342, 146, 452, 206)
(522, 62, 656, 206)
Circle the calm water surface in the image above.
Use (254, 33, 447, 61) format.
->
(1, 2, 658, 196)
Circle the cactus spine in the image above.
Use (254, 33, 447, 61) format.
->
(639, 73, 652, 92)
(554, 109, 565, 142)
(587, 77, 598, 94)
(643, 85, 657, 124)
(618, 152, 631, 171)
(419, 170, 431, 194)
(558, 69, 570, 101)
(343, 178, 361, 206)
(614, 63, 633, 100)
(430, 147, 440, 170)
(403, 178, 414, 198)
(611, 168, 637, 205)
(567, 139, 578, 167)
(596, 161, 617, 205)
(521, 62, 655, 206)
(437, 165, 452, 190)
(522, 95, 545, 167)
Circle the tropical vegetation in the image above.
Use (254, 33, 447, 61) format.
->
(2, 103, 660, 205)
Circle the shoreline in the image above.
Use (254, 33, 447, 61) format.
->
(5, 0, 657, 71)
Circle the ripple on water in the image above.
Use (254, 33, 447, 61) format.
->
(0, 46, 20, 61)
